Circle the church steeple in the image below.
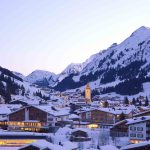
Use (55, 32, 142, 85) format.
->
(85, 83, 92, 103)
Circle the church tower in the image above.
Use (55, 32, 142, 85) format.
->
(85, 83, 92, 103)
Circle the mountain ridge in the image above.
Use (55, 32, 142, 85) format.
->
(6, 25, 150, 96)
(53, 26, 150, 95)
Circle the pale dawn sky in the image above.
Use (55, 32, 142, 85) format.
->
(0, 0, 150, 75)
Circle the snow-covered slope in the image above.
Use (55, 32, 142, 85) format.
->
(56, 63, 83, 83)
(0, 67, 50, 103)
(54, 26, 150, 95)
(6, 26, 150, 96)
(79, 26, 150, 76)
(25, 70, 57, 87)
(13, 71, 25, 80)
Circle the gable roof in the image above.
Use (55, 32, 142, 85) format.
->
(133, 109, 150, 117)
(19, 140, 66, 150)
(0, 104, 22, 115)
(76, 107, 132, 115)
(7, 105, 70, 117)
(127, 116, 150, 125)
(33, 105, 70, 116)
(121, 140, 150, 150)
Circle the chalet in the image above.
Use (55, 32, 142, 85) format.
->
(110, 119, 130, 137)
(70, 128, 91, 142)
(127, 116, 150, 144)
(5, 105, 70, 132)
(76, 107, 133, 128)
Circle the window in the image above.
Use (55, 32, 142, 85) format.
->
(48, 118, 53, 121)
(130, 126, 136, 131)
(137, 134, 143, 138)
(137, 127, 143, 131)
(130, 133, 136, 137)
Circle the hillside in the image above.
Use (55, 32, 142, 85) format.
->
(3, 26, 150, 97)
(0, 67, 49, 103)
(24, 70, 57, 87)
(54, 26, 150, 95)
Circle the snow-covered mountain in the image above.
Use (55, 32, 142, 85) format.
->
(56, 63, 83, 83)
(25, 70, 57, 87)
(54, 26, 150, 95)
(0, 67, 50, 103)
(3, 26, 150, 97)
(24, 64, 83, 87)
(13, 71, 25, 80)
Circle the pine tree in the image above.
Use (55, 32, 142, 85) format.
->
(124, 97, 129, 105)
(70, 103, 77, 113)
(119, 112, 125, 121)
(139, 101, 142, 106)
(136, 98, 140, 106)
(103, 101, 109, 108)
(145, 96, 149, 106)
(132, 98, 136, 105)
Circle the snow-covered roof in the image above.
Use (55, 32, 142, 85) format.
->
(127, 116, 150, 125)
(56, 127, 72, 135)
(0, 104, 22, 115)
(69, 114, 80, 119)
(0, 130, 48, 136)
(121, 140, 150, 150)
(33, 105, 70, 116)
(133, 109, 150, 117)
(77, 107, 133, 115)
(11, 99, 39, 105)
(72, 128, 90, 134)
(62, 141, 77, 150)
(0, 105, 11, 115)
(112, 119, 132, 127)
(19, 140, 66, 150)
(101, 145, 119, 150)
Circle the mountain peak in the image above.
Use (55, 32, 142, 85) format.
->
(137, 26, 150, 30)
(25, 70, 56, 84)
(62, 63, 83, 74)
(130, 26, 150, 37)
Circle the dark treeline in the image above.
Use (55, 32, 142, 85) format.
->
(0, 73, 22, 103)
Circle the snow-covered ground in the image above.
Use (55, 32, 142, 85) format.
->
(0, 127, 127, 150)
(0, 147, 19, 150)
(51, 127, 126, 149)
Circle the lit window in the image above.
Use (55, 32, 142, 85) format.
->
(87, 124, 98, 129)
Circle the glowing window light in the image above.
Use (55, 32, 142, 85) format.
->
(87, 124, 98, 129)
(37, 123, 41, 127)
(0, 139, 36, 146)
